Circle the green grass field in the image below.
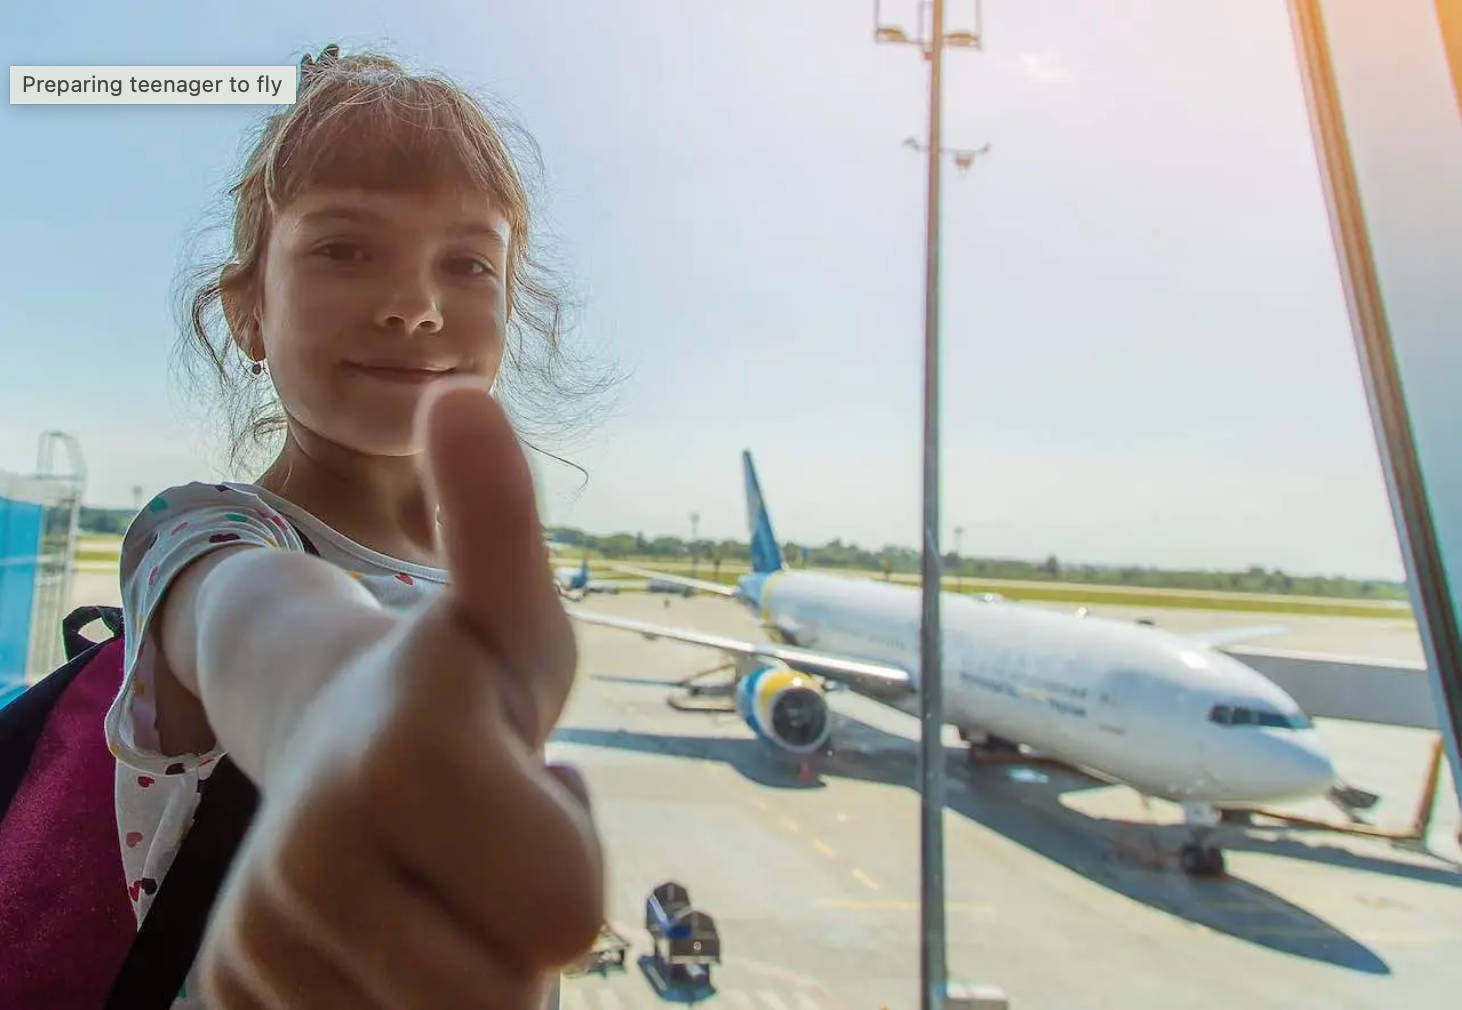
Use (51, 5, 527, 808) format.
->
(932, 581, 1410, 619)
(563, 557, 1414, 620)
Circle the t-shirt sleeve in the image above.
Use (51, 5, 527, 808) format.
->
(103, 482, 308, 774)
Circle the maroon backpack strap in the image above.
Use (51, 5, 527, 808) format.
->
(0, 647, 96, 810)
(0, 634, 134, 1009)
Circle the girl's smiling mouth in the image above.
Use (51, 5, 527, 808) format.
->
(348, 361, 458, 384)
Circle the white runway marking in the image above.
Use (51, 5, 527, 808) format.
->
(758, 990, 793, 1010)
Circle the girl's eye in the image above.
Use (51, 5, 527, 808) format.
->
(317, 242, 367, 263)
(314, 244, 492, 277)
(448, 257, 494, 278)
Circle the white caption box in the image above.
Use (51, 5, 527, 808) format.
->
(10, 66, 298, 105)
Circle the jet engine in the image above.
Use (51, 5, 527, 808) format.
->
(734, 663, 831, 754)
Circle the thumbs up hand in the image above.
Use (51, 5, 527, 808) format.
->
(199, 379, 602, 1009)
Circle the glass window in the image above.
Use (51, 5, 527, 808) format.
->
(7, 3, 1459, 1009)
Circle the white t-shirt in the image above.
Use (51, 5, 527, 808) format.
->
(103, 481, 446, 1007)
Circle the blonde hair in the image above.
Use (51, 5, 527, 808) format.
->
(174, 44, 614, 477)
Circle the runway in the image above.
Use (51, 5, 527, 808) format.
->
(552, 594, 1461, 1010)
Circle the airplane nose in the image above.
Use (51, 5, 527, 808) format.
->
(1208, 727, 1337, 802)
(1270, 730, 1336, 799)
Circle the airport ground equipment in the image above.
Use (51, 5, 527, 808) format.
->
(645, 881, 721, 985)
(567, 922, 631, 975)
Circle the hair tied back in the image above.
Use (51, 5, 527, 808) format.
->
(299, 43, 341, 90)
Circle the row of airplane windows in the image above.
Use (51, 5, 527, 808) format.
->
(826, 621, 1092, 705)
(959, 672, 1088, 718)
(960, 672, 1017, 697)
(1007, 671, 1089, 700)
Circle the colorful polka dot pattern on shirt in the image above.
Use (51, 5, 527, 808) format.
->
(104, 480, 447, 1010)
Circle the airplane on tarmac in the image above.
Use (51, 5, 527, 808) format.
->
(554, 555, 591, 593)
(567, 452, 1354, 878)
(552, 555, 621, 599)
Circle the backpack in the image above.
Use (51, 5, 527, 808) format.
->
(0, 525, 320, 1008)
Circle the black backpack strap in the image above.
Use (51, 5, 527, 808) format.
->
(63, 604, 124, 662)
(104, 756, 260, 1009)
(287, 518, 320, 557)
(103, 517, 316, 1006)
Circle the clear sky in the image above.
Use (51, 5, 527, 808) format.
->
(0, 0, 1407, 580)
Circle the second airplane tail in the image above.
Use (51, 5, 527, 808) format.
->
(742, 450, 785, 574)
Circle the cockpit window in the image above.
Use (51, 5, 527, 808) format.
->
(1271, 710, 1312, 729)
(1210, 704, 1310, 729)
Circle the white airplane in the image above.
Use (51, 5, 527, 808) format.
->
(568, 452, 1343, 877)
(552, 555, 620, 599)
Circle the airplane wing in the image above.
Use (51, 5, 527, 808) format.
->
(1186, 624, 1287, 648)
(600, 562, 741, 598)
(565, 605, 914, 694)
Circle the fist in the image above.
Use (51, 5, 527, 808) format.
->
(198, 380, 602, 1008)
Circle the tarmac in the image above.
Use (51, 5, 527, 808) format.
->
(552, 594, 1460, 1010)
(63, 569, 1462, 1008)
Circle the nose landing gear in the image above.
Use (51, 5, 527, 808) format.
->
(1179, 802, 1227, 877)
(1178, 841, 1226, 877)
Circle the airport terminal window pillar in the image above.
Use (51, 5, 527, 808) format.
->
(1287, 0, 1462, 811)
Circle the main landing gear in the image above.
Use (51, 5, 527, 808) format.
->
(960, 729, 1023, 763)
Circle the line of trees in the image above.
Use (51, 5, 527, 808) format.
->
(77, 506, 134, 535)
(546, 527, 1407, 601)
(74, 506, 1403, 600)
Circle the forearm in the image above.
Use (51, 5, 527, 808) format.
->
(193, 549, 401, 787)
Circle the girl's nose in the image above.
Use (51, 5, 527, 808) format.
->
(374, 272, 444, 334)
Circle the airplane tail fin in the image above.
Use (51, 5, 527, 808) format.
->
(742, 451, 785, 574)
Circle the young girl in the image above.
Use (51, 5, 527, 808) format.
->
(104, 45, 603, 1008)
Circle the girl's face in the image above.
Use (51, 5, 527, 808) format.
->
(248, 186, 511, 457)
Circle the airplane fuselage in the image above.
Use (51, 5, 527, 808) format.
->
(744, 570, 1334, 805)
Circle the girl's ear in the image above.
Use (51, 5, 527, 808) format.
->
(220, 263, 259, 358)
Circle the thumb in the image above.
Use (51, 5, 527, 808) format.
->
(415, 378, 575, 744)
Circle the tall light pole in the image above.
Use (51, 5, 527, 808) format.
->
(904, 137, 991, 174)
(690, 511, 700, 577)
(873, 3, 982, 1009)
